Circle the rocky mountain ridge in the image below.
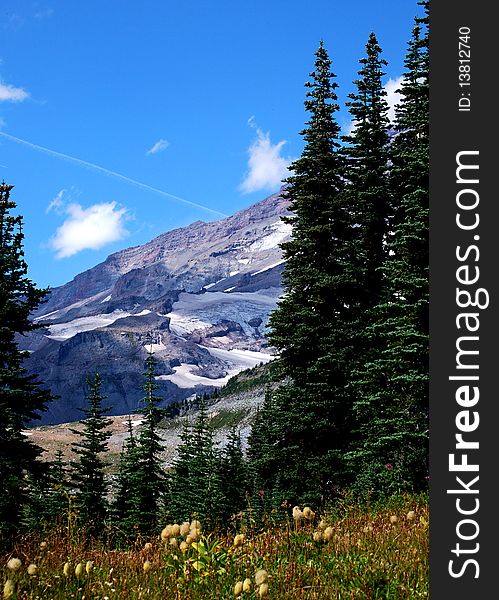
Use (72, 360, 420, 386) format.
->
(23, 191, 290, 424)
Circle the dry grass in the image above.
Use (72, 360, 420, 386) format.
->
(2, 494, 428, 599)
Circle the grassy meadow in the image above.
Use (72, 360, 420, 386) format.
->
(2, 494, 428, 600)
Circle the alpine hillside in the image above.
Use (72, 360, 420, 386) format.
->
(22, 192, 290, 424)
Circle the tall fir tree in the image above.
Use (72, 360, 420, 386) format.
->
(256, 41, 357, 506)
(167, 400, 224, 528)
(216, 428, 248, 526)
(350, 4, 429, 494)
(268, 40, 346, 381)
(45, 449, 70, 524)
(70, 373, 112, 535)
(111, 416, 140, 539)
(341, 32, 392, 487)
(0, 183, 52, 541)
(247, 387, 279, 519)
(129, 351, 165, 534)
(343, 31, 391, 309)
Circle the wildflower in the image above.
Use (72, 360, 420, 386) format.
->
(86, 561, 94, 575)
(233, 533, 245, 547)
(63, 562, 72, 577)
(40, 541, 48, 550)
(407, 510, 416, 521)
(6, 558, 21, 572)
(171, 523, 180, 537)
(255, 569, 268, 586)
(161, 525, 173, 541)
(324, 526, 334, 542)
(258, 582, 269, 597)
(180, 521, 190, 536)
(190, 529, 201, 541)
(292, 506, 303, 521)
(234, 581, 243, 596)
(386, 463, 393, 470)
(313, 531, 323, 542)
(190, 519, 201, 531)
(169, 537, 178, 549)
(180, 541, 189, 553)
(303, 506, 315, 521)
(143, 542, 153, 552)
(390, 515, 398, 525)
(318, 519, 327, 531)
(363, 525, 374, 533)
(75, 563, 85, 577)
(243, 578, 252, 592)
(143, 560, 152, 573)
(3, 580, 15, 600)
(27, 563, 38, 576)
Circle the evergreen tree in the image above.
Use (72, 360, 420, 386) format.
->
(261, 41, 356, 505)
(343, 32, 391, 308)
(268, 40, 346, 381)
(167, 401, 224, 527)
(70, 373, 112, 535)
(351, 4, 429, 494)
(129, 352, 165, 534)
(21, 449, 69, 530)
(217, 428, 248, 525)
(45, 449, 70, 524)
(246, 388, 280, 519)
(111, 416, 140, 538)
(0, 182, 52, 541)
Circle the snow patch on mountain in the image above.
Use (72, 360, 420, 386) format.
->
(46, 309, 152, 341)
(249, 221, 292, 252)
(144, 340, 167, 353)
(46, 311, 132, 340)
(168, 289, 280, 336)
(157, 347, 274, 388)
(201, 346, 274, 367)
(156, 365, 236, 388)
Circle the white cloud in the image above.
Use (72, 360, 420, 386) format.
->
(0, 82, 29, 102)
(239, 120, 293, 194)
(50, 201, 129, 258)
(384, 76, 403, 124)
(146, 138, 169, 155)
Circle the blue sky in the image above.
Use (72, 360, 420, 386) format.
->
(0, 0, 423, 289)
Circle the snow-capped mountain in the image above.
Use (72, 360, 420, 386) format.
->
(23, 191, 290, 424)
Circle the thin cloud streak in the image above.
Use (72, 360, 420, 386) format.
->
(146, 138, 169, 155)
(0, 131, 228, 218)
